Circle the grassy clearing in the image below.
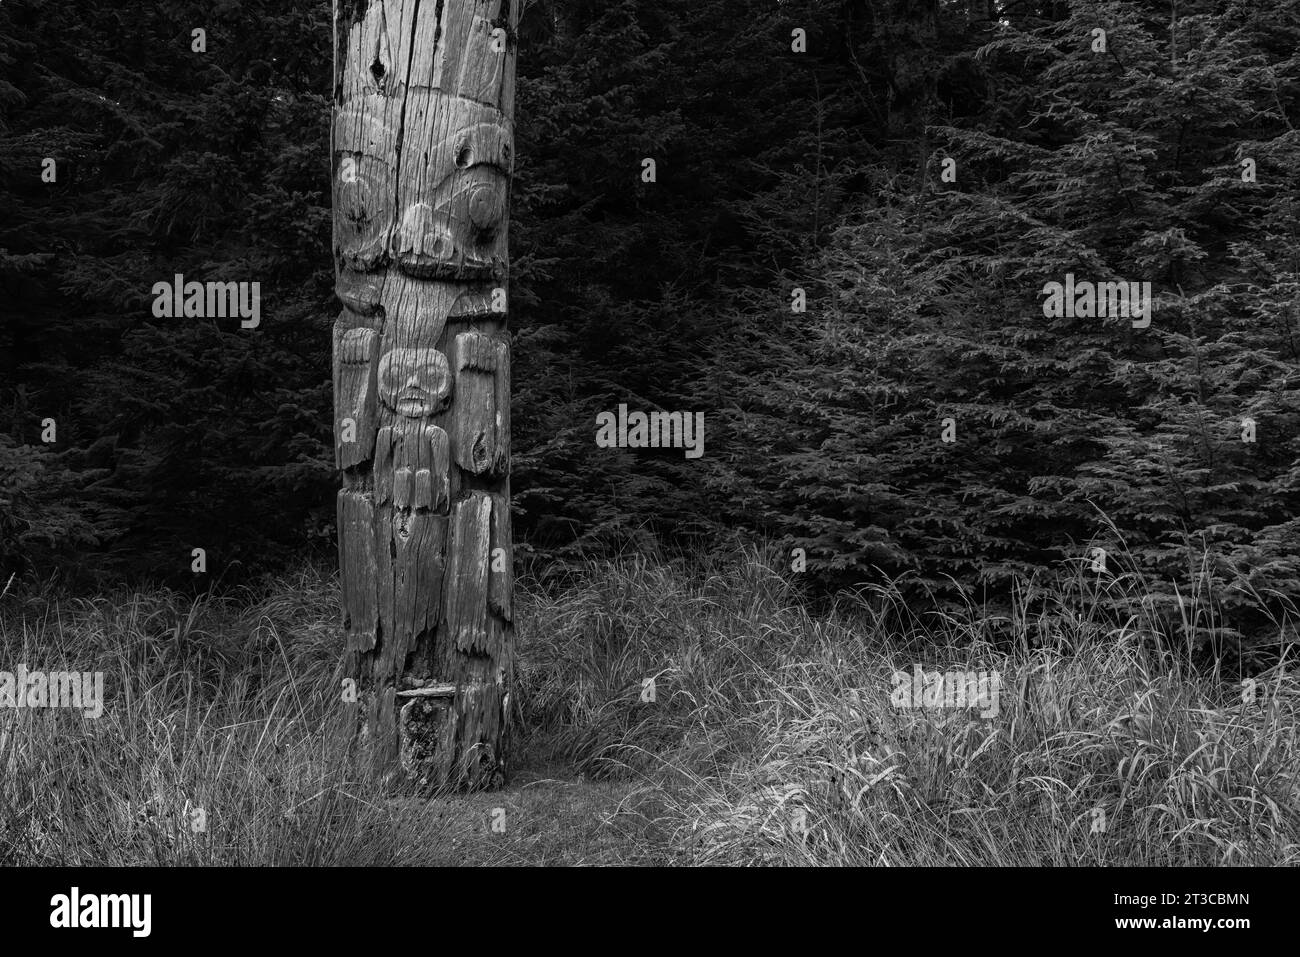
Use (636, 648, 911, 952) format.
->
(1, 549, 1296, 865)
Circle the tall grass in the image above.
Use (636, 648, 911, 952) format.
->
(2, 545, 1295, 865)
(0, 569, 429, 865)
(518, 545, 1299, 865)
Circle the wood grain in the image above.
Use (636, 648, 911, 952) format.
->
(333, 0, 516, 790)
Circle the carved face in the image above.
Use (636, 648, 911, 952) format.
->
(378, 348, 452, 418)
(391, 120, 512, 280)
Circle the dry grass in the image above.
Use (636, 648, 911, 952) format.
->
(1, 546, 1296, 865)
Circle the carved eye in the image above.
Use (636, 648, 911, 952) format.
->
(467, 182, 504, 231)
(334, 154, 395, 270)
(456, 145, 474, 168)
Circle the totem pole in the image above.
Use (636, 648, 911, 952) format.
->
(332, 0, 516, 789)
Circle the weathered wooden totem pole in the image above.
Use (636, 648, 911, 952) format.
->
(331, 0, 516, 789)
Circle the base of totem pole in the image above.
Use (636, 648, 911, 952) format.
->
(353, 684, 509, 793)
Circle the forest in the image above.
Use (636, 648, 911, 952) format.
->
(0, 0, 1298, 867)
